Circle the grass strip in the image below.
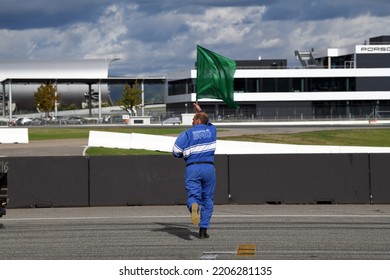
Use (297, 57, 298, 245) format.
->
(219, 129, 390, 147)
(86, 147, 169, 156)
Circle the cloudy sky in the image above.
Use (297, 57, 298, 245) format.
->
(0, 0, 389, 76)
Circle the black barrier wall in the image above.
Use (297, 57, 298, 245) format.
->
(89, 155, 229, 206)
(4, 153, 390, 208)
(6, 157, 89, 208)
(369, 154, 390, 203)
(89, 155, 186, 206)
(228, 154, 371, 204)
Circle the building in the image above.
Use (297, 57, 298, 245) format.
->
(0, 59, 165, 118)
(165, 35, 390, 121)
(0, 59, 115, 111)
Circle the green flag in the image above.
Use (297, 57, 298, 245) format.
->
(196, 45, 239, 108)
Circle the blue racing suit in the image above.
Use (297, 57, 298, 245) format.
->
(173, 122, 217, 228)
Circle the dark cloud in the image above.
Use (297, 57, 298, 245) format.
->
(262, 0, 390, 21)
(0, 0, 111, 29)
(132, 0, 261, 14)
(0, 0, 262, 30)
(1, 0, 389, 30)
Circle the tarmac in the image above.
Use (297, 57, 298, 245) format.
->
(1, 204, 390, 260)
(0, 138, 88, 157)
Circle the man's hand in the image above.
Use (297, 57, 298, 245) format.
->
(194, 102, 202, 113)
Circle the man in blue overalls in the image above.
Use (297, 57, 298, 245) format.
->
(173, 103, 217, 239)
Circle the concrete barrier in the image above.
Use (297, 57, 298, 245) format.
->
(0, 128, 29, 144)
(216, 140, 390, 154)
(88, 130, 131, 149)
(88, 131, 390, 154)
(88, 131, 176, 152)
(130, 133, 176, 152)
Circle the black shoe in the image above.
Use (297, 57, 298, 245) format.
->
(199, 227, 209, 239)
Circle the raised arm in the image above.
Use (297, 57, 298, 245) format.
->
(194, 102, 202, 113)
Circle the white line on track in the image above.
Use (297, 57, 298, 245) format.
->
(3, 214, 390, 222)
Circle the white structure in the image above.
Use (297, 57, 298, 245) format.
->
(0, 59, 117, 110)
(87, 131, 390, 154)
(0, 59, 166, 122)
(0, 128, 28, 144)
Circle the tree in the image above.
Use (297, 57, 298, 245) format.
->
(118, 81, 142, 115)
(34, 82, 60, 118)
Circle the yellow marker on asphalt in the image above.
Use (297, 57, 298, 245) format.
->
(237, 244, 256, 256)
(201, 244, 256, 259)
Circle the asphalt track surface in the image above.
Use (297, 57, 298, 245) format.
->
(1, 205, 390, 260)
(1, 125, 390, 260)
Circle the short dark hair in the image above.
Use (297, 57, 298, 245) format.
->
(194, 112, 209, 124)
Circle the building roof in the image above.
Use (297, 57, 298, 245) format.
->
(1, 77, 166, 86)
(0, 58, 119, 82)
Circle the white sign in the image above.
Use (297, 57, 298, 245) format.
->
(356, 45, 390, 54)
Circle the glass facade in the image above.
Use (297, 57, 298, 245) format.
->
(166, 76, 390, 120)
(168, 79, 195, 96)
(168, 77, 356, 95)
(236, 77, 355, 93)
